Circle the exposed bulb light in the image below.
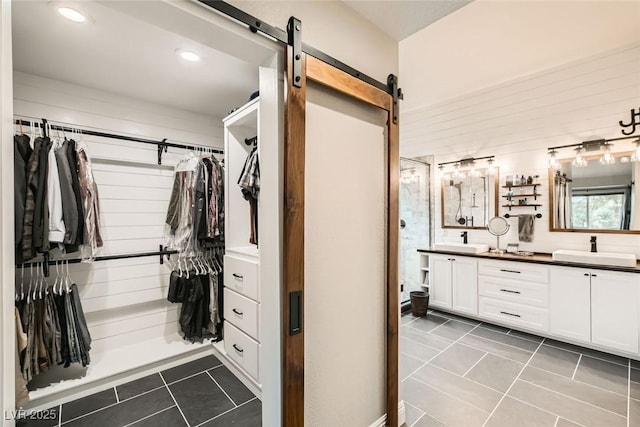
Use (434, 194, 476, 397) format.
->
(452, 163, 464, 178)
(599, 143, 616, 165)
(572, 147, 587, 168)
(486, 158, 496, 174)
(548, 150, 559, 169)
(58, 7, 86, 23)
(179, 50, 200, 62)
(469, 161, 480, 177)
(631, 139, 640, 162)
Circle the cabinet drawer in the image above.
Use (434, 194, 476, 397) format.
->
(479, 276, 548, 308)
(224, 322, 259, 381)
(479, 260, 549, 283)
(224, 255, 259, 301)
(224, 288, 259, 341)
(479, 297, 549, 332)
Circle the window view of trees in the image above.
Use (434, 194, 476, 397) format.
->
(571, 194, 625, 229)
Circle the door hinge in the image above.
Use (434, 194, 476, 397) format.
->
(287, 17, 302, 88)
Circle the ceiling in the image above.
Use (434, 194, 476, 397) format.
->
(343, 0, 472, 41)
(12, 2, 260, 117)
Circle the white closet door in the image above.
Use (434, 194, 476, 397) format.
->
(304, 82, 387, 427)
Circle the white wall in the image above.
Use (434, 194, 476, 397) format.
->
(13, 71, 224, 406)
(1, 0, 16, 423)
(226, 0, 399, 82)
(400, 0, 640, 111)
(401, 45, 640, 257)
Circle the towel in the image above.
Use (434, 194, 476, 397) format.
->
(518, 214, 535, 242)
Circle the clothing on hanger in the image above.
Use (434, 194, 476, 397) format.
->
(15, 126, 102, 262)
(238, 146, 259, 245)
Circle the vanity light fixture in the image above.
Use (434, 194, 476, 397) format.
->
(438, 155, 496, 179)
(548, 134, 639, 167)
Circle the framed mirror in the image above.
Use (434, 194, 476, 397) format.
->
(549, 151, 640, 233)
(441, 168, 499, 229)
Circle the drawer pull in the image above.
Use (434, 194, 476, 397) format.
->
(500, 289, 521, 294)
(233, 344, 244, 354)
(500, 311, 521, 318)
(500, 269, 521, 274)
(591, 274, 597, 277)
(232, 308, 244, 317)
(584, 273, 590, 276)
(232, 273, 244, 280)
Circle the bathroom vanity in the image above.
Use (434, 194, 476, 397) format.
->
(420, 249, 640, 359)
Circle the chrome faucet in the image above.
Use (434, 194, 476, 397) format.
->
(590, 236, 597, 253)
(461, 231, 468, 244)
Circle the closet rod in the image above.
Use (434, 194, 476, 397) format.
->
(16, 241, 226, 269)
(14, 118, 224, 165)
(16, 248, 179, 269)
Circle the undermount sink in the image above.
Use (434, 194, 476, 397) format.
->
(433, 242, 490, 254)
(552, 249, 637, 268)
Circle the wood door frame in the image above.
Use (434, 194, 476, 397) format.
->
(283, 46, 400, 427)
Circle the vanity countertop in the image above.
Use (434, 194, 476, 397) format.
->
(418, 249, 640, 274)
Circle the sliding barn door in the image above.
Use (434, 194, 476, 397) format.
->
(283, 47, 399, 427)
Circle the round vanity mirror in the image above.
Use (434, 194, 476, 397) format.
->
(487, 216, 510, 254)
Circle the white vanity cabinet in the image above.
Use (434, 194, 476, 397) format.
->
(550, 267, 639, 354)
(591, 270, 639, 354)
(478, 260, 549, 332)
(549, 267, 591, 343)
(429, 254, 478, 315)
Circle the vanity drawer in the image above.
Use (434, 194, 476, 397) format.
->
(224, 288, 259, 341)
(479, 260, 549, 284)
(479, 297, 549, 332)
(224, 255, 259, 301)
(224, 322, 259, 382)
(479, 276, 549, 308)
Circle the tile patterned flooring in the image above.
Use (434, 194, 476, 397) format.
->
(402, 310, 640, 427)
(17, 355, 261, 427)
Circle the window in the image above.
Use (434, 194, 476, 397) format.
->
(571, 187, 627, 229)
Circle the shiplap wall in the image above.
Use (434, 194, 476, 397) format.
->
(13, 71, 224, 397)
(401, 45, 640, 257)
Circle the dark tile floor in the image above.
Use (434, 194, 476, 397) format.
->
(17, 355, 261, 427)
(402, 310, 639, 427)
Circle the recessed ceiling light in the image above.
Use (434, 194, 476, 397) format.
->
(58, 7, 86, 23)
(179, 51, 200, 62)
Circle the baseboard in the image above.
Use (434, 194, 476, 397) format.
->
(369, 400, 406, 427)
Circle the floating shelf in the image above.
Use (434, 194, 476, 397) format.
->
(502, 194, 538, 198)
(503, 204, 542, 211)
(502, 183, 540, 189)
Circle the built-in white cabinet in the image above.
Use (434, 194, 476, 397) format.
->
(550, 268, 591, 343)
(591, 271, 639, 354)
(430, 255, 452, 309)
(478, 260, 549, 332)
(428, 250, 640, 359)
(429, 255, 478, 315)
(550, 267, 639, 354)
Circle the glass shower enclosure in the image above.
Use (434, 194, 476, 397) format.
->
(400, 157, 431, 304)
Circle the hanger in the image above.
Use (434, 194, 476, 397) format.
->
(65, 260, 72, 293)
